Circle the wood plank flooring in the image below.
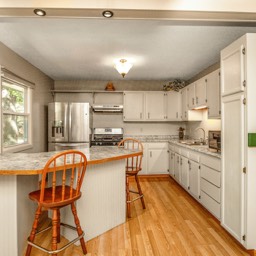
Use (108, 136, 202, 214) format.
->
(25, 177, 250, 256)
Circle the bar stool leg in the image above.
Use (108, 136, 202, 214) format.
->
(71, 202, 87, 255)
(135, 174, 146, 209)
(57, 209, 61, 243)
(52, 209, 58, 256)
(126, 175, 131, 218)
(25, 206, 42, 256)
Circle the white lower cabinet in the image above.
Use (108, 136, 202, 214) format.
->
(188, 159, 200, 199)
(169, 143, 221, 220)
(180, 155, 189, 190)
(169, 144, 175, 177)
(139, 142, 169, 175)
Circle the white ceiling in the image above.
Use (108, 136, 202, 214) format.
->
(1, 17, 256, 81)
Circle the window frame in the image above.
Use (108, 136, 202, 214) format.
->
(1, 73, 33, 153)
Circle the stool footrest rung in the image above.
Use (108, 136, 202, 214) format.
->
(127, 194, 144, 203)
(27, 222, 85, 254)
(129, 189, 140, 194)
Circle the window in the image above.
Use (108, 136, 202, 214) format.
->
(1, 73, 33, 152)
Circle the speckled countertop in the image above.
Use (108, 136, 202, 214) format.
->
(0, 146, 142, 175)
(169, 140, 221, 159)
(125, 135, 221, 159)
(124, 135, 177, 142)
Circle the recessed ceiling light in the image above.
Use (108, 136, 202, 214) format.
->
(102, 10, 114, 18)
(34, 9, 46, 16)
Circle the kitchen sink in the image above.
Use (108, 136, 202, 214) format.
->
(179, 140, 207, 146)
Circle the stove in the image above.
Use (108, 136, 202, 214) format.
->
(91, 128, 124, 146)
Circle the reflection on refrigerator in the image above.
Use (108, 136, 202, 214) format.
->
(48, 102, 92, 151)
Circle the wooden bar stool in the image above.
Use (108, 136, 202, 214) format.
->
(25, 150, 88, 256)
(118, 138, 146, 218)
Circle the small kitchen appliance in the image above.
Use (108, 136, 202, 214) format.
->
(91, 128, 123, 146)
(208, 130, 221, 152)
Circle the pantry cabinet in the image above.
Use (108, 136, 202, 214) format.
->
(221, 33, 256, 249)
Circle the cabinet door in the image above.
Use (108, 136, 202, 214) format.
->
(180, 156, 189, 190)
(222, 93, 245, 243)
(169, 151, 175, 177)
(123, 92, 144, 121)
(195, 78, 207, 107)
(187, 83, 195, 109)
(207, 69, 221, 119)
(166, 91, 181, 121)
(181, 88, 188, 121)
(145, 92, 166, 120)
(147, 143, 169, 174)
(174, 153, 180, 182)
(189, 160, 200, 199)
(221, 38, 245, 96)
(139, 143, 148, 175)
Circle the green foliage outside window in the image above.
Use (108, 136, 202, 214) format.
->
(2, 82, 28, 147)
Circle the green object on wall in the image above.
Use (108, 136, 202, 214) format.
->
(248, 133, 256, 147)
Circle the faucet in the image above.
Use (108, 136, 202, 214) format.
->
(195, 127, 206, 144)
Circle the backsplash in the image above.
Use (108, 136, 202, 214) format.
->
(185, 110, 221, 140)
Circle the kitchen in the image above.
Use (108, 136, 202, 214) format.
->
(1, 1, 256, 255)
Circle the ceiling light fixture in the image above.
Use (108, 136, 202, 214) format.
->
(34, 9, 46, 16)
(114, 59, 133, 78)
(102, 10, 114, 18)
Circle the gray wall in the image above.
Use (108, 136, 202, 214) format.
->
(0, 42, 53, 152)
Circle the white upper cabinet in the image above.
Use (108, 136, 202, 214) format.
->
(166, 91, 182, 121)
(187, 83, 195, 109)
(206, 69, 221, 119)
(123, 92, 144, 121)
(123, 91, 182, 122)
(181, 87, 203, 121)
(145, 92, 166, 120)
(195, 77, 207, 107)
(221, 41, 245, 96)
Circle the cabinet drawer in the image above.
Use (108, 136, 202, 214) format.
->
(201, 154, 220, 171)
(201, 165, 221, 187)
(189, 151, 200, 162)
(174, 146, 181, 154)
(201, 178, 220, 203)
(201, 191, 221, 219)
(180, 148, 189, 157)
(169, 144, 174, 151)
(147, 143, 168, 149)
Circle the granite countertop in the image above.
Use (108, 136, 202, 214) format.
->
(125, 135, 221, 158)
(169, 140, 221, 159)
(124, 135, 176, 142)
(0, 146, 142, 175)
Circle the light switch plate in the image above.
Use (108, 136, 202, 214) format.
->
(248, 133, 256, 147)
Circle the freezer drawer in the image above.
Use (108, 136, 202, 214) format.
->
(48, 143, 90, 152)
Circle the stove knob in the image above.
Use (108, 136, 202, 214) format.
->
(99, 142, 102, 146)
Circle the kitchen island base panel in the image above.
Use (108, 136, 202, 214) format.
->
(0, 175, 38, 256)
(62, 159, 126, 242)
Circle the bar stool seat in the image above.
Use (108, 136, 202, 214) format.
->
(118, 138, 146, 218)
(25, 150, 88, 256)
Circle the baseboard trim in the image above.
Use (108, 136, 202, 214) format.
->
(138, 174, 170, 178)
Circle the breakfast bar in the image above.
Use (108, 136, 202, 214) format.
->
(0, 146, 142, 256)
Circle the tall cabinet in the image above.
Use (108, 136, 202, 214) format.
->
(221, 33, 256, 249)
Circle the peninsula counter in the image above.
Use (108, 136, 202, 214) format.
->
(0, 146, 142, 256)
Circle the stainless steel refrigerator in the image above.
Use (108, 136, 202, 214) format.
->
(48, 102, 92, 151)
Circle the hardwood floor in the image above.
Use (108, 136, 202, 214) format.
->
(25, 177, 250, 256)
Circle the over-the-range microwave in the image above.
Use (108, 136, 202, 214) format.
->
(208, 130, 221, 152)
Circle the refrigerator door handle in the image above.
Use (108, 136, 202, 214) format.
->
(69, 103, 72, 141)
